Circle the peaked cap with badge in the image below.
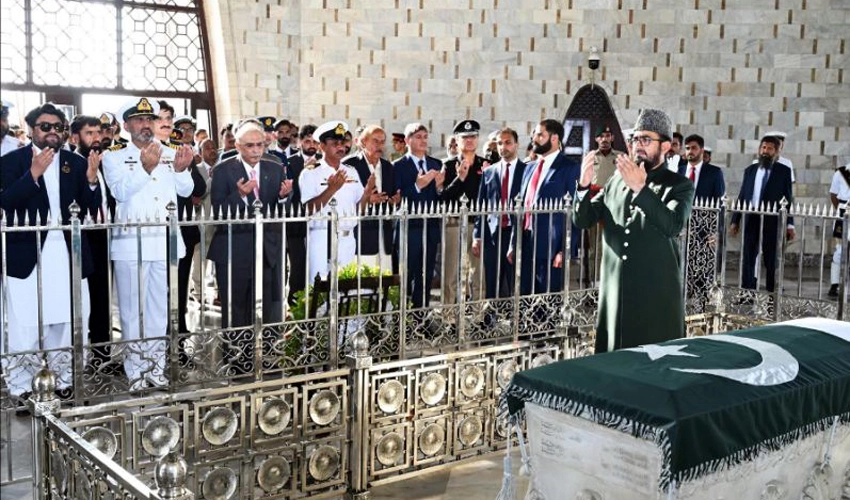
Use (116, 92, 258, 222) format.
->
(313, 121, 349, 142)
(257, 116, 276, 132)
(118, 97, 159, 123)
(453, 119, 480, 137)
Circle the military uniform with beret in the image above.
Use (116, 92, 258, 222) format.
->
(574, 108, 694, 354)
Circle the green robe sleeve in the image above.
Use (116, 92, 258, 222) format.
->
(573, 188, 604, 229)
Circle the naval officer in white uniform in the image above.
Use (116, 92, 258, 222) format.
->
(298, 121, 378, 283)
(102, 97, 194, 390)
(1, 100, 23, 156)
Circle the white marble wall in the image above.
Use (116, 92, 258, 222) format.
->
(207, 0, 850, 204)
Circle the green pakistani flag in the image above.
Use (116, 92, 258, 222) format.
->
(502, 318, 850, 487)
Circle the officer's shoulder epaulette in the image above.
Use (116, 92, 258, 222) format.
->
(107, 143, 127, 152)
(161, 140, 182, 150)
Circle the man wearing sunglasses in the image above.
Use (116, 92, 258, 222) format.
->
(102, 97, 195, 390)
(0, 102, 102, 402)
(574, 108, 695, 354)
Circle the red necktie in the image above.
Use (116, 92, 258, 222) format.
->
(688, 166, 696, 183)
(524, 161, 545, 230)
(501, 162, 511, 228)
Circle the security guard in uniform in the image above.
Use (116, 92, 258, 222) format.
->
(102, 97, 195, 390)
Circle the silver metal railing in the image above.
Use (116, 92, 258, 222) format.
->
(2, 194, 847, 489)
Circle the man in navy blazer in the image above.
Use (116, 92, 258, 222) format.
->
(392, 123, 444, 308)
(473, 128, 526, 299)
(1, 102, 101, 397)
(679, 134, 725, 202)
(730, 136, 795, 293)
(509, 119, 580, 295)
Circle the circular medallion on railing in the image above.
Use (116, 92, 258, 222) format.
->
(51, 450, 68, 494)
(202, 467, 237, 500)
(418, 423, 445, 457)
(377, 380, 405, 414)
(496, 360, 518, 389)
(82, 427, 118, 460)
(530, 353, 554, 369)
(202, 407, 239, 446)
(376, 432, 404, 466)
(257, 398, 291, 436)
(141, 416, 180, 457)
(419, 372, 446, 406)
(257, 456, 291, 493)
(308, 390, 340, 426)
(458, 415, 483, 447)
(459, 365, 485, 399)
(494, 416, 509, 438)
(308, 445, 340, 481)
(75, 470, 92, 500)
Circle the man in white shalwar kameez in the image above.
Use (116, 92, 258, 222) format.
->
(1, 103, 101, 398)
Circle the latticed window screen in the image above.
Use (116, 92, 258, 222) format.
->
(0, 0, 213, 116)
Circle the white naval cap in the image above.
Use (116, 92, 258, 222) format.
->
(313, 121, 349, 142)
(764, 131, 787, 139)
(704, 146, 713, 153)
(117, 97, 160, 123)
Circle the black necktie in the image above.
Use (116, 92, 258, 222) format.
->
(759, 166, 771, 198)
(418, 159, 425, 175)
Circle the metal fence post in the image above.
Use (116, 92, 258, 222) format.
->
(68, 202, 85, 402)
(458, 196, 469, 348)
(562, 194, 573, 331)
(329, 199, 340, 364)
(345, 330, 372, 499)
(167, 201, 181, 388)
(512, 194, 524, 343)
(774, 198, 789, 322)
(28, 364, 60, 500)
(155, 451, 195, 500)
(253, 199, 265, 379)
(398, 204, 408, 359)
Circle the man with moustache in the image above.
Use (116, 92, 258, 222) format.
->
(1, 103, 101, 400)
(344, 125, 401, 268)
(574, 109, 695, 353)
(472, 128, 526, 301)
(284, 124, 319, 304)
(730, 136, 795, 294)
(219, 124, 236, 158)
(98, 112, 125, 147)
(70, 115, 120, 371)
(102, 97, 194, 389)
(393, 123, 444, 308)
(665, 131, 686, 173)
(508, 119, 580, 296)
(299, 122, 377, 282)
(155, 100, 176, 144)
(389, 133, 406, 162)
(173, 115, 197, 147)
(269, 118, 296, 162)
(208, 121, 291, 374)
(579, 125, 625, 287)
(441, 120, 487, 305)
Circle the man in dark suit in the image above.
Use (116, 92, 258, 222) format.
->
(680, 134, 726, 307)
(679, 134, 725, 201)
(508, 119, 580, 295)
(70, 114, 119, 371)
(393, 123, 444, 308)
(283, 124, 319, 304)
(208, 121, 292, 373)
(730, 135, 795, 293)
(1, 103, 101, 398)
(343, 125, 399, 266)
(472, 128, 526, 299)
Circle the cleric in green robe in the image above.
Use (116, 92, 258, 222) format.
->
(574, 109, 694, 353)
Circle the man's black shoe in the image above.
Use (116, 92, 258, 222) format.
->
(828, 284, 839, 298)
